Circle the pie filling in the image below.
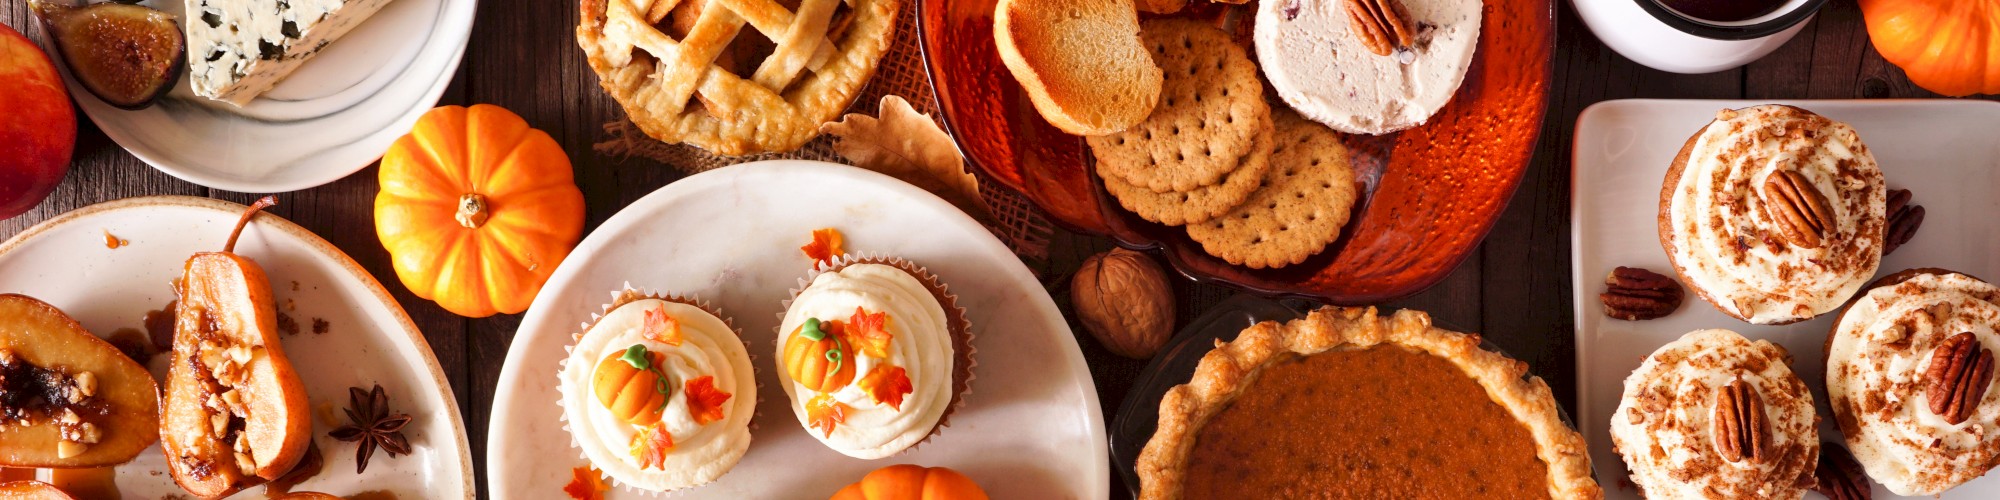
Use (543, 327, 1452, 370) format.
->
(1184, 345, 1552, 499)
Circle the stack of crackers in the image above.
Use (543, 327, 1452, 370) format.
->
(1086, 20, 1359, 269)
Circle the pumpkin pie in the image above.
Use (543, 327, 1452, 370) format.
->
(1135, 306, 1600, 499)
(1826, 268, 2000, 495)
(1611, 329, 1818, 498)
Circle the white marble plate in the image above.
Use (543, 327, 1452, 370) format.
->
(487, 161, 1107, 499)
(0, 196, 473, 498)
(38, 0, 474, 193)
(1571, 99, 2000, 499)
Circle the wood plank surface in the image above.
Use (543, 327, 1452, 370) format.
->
(1, 0, 1993, 497)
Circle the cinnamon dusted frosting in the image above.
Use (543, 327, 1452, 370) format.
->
(1662, 105, 1886, 324)
(1611, 329, 1817, 499)
(1828, 271, 2000, 495)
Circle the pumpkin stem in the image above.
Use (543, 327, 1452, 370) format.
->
(223, 196, 278, 253)
(456, 193, 490, 229)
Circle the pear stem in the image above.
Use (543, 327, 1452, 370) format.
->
(223, 196, 277, 253)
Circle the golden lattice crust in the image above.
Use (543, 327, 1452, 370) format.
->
(578, 0, 902, 156)
(1135, 306, 1603, 499)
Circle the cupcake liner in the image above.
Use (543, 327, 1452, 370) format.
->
(778, 253, 977, 457)
(555, 283, 762, 496)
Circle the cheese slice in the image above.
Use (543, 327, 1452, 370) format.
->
(185, 0, 394, 106)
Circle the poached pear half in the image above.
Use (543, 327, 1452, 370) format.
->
(161, 197, 312, 499)
(0, 294, 161, 468)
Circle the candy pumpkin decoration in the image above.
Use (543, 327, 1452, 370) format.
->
(784, 318, 856, 392)
(1861, 0, 2000, 96)
(830, 465, 988, 500)
(376, 104, 585, 317)
(592, 346, 671, 424)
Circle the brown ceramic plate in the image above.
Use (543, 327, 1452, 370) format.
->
(917, 0, 1555, 303)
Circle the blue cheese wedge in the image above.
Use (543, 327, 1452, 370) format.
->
(185, 0, 394, 106)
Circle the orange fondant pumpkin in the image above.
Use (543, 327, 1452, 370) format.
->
(783, 322, 855, 392)
(375, 104, 586, 317)
(830, 465, 988, 500)
(1861, 0, 2000, 96)
(591, 351, 669, 424)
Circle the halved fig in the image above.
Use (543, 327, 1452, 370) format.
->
(162, 197, 312, 499)
(0, 294, 162, 468)
(29, 0, 183, 109)
(0, 480, 77, 499)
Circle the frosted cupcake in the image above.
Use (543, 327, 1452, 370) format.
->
(776, 256, 972, 459)
(1826, 268, 2000, 495)
(557, 288, 756, 493)
(1612, 329, 1818, 499)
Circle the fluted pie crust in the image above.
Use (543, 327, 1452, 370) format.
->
(1135, 306, 1602, 499)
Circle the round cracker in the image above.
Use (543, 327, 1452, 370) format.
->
(1086, 19, 1269, 194)
(1187, 112, 1358, 269)
(1100, 115, 1273, 226)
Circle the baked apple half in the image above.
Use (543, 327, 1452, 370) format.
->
(0, 294, 161, 468)
(161, 197, 312, 499)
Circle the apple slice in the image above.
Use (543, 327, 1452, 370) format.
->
(0, 293, 161, 468)
(0, 480, 76, 499)
(161, 197, 312, 499)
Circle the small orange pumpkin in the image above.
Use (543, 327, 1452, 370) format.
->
(1861, 0, 2000, 96)
(830, 465, 988, 500)
(375, 104, 585, 317)
(592, 350, 669, 424)
(783, 320, 855, 392)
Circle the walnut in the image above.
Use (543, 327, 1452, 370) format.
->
(1071, 248, 1176, 359)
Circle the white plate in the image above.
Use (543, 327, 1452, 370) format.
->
(0, 196, 473, 498)
(40, 0, 475, 193)
(1572, 99, 2000, 499)
(487, 161, 1107, 499)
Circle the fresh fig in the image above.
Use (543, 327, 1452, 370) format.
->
(30, 0, 183, 109)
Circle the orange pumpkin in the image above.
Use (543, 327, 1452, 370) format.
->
(1862, 0, 2000, 96)
(592, 350, 670, 424)
(830, 465, 988, 500)
(784, 321, 855, 392)
(375, 104, 585, 317)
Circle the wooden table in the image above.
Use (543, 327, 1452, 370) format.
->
(1, 0, 1986, 497)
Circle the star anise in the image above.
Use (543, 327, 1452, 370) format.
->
(328, 384, 412, 474)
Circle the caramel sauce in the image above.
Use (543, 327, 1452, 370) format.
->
(264, 440, 325, 497)
(0, 467, 34, 481)
(1657, 0, 1785, 22)
(105, 328, 156, 366)
(48, 467, 119, 499)
(348, 490, 400, 500)
(1183, 346, 1552, 499)
(102, 231, 127, 249)
(143, 300, 178, 352)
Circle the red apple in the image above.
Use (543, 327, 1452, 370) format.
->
(0, 21, 76, 221)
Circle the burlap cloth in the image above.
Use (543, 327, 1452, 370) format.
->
(594, 2, 1054, 268)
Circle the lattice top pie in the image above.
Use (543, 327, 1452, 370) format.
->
(578, 0, 902, 155)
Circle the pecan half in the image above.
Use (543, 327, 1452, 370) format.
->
(1884, 188, 1923, 256)
(1924, 332, 1994, 424)
(1345, 0, 1413, 56)
(1601, 267, 1683, 321)
(1712, 378, 1767, 463)
(1760, 170, 1835, 249)
(1813, 442, 1872, 500)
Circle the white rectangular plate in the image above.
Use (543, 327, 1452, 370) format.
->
(1572, 99, 2000, 499)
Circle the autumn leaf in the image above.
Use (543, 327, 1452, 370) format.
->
(844, 307, 893, 359)
(563, 464, 609, 500)
(643, 306, 683, 346)
(684, 375, 731, 425)
(821, 96, 987, 220)
(858, 365, 914, 411)
(801, 228, 844, 268)
(628, 422, 674, 470)
(806, 393, 851, 437)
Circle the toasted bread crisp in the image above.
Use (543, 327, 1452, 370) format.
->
(995, 0, 1162, 136)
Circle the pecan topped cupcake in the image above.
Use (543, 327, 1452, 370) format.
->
(1612, 329, 1818, 499)
(1659, 105, 1887, 325)
(1826, 268, 2000, 495)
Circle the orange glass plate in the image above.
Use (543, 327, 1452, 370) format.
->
(917, 0, 1554, 303)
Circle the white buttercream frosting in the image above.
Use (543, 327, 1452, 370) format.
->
(777, 263, 953, 459)
(1611, 329, 1817, 499)
(1664, 105, 1886, 324)
(558, 297, 756, 491)
(1252, 0, 1480, 135)
(1828, 272, 2000, 495)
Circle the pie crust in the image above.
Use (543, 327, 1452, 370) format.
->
(1135, 306, 1601, 499)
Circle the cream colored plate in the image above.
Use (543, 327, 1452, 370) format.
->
(0, 196, 473, 498)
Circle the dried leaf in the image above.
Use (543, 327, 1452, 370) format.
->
(563, 465, 610, 500)
(801, 228, 844, 268)
(822, 96, 986, 219)
(806, 393, 851, 437)
(844, 307, 893, 359)
(643, 306, 683, 346)
(683, 375, 731, 425)
(858, 365, 913, 411)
